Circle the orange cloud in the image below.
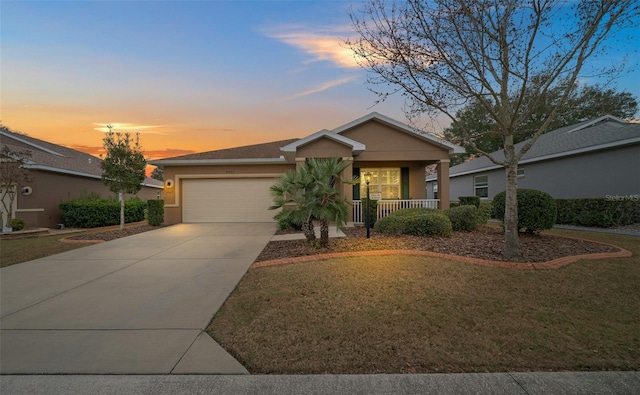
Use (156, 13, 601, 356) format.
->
(265, 27, 360, 68)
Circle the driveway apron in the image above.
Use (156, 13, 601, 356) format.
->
(0, 223, 275, 374)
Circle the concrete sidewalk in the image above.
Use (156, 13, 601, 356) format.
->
(2, 371, 639, 394)
(0, 223, 276, 375)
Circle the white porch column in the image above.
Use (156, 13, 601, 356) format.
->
(437, 159, 450, 209)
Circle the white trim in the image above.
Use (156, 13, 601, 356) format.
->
(22, 164, 162, 189)
(15, 208, 45, 212)
(280, 129, 366, 155)
(565, 115, 626, 134)
(0, 130, 65, 157)
(23, 164, 103, 179)
(149, 157, 287, 166)
(164, 173, 284, 208)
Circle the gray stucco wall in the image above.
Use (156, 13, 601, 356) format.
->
(428, 143, 640, 201)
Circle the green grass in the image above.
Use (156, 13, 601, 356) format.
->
(208, 229, 640, 374)
(0, 234, 89, 267)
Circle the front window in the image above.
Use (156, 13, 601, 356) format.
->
(360, 168, 401, 199)
(474, 175, 488, 198)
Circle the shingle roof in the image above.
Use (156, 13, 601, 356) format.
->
(0, 129, 162, 187)
(154, 138, 300, 161)
(437, 116, 640, 178)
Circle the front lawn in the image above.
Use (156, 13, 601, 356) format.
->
(207, 230, 639, 374)
(0, 234, 89, 267)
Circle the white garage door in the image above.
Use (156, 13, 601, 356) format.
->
(182, 178, 277, 223)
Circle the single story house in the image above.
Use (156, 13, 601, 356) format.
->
(0, 128, 163, 229)
(426, 115, 640, 201)
(150, 112, 465, 225)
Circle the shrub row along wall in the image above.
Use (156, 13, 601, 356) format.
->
(59, 198, 146, 228)
(555, 198, 640, 228)
(458, 195, 639, 229)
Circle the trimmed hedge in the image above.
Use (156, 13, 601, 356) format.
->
(147, 199, 164, 226)
(492, 189, 557, 234)
(59, 198, 146, 228)
(446, 205, 480, 231)
(556, 198, 640, 227)
(375, 208, 452, 237)
(459, 196, 481, 208)
(478, 201, 492, 225)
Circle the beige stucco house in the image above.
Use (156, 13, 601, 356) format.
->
(151, 112, 465, 225)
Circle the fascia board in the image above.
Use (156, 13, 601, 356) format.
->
(280, 129, 365, 153)
(149, 157, 288, 166)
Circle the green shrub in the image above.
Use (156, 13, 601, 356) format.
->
(404, 212, 452, 237)
(390, 207, 437, 218)
(373, 216, 405, 235)
(555, 198, 640, 227)
(459, 196, 481, 208)
(375, 208, 452, 237)
(11, 218, 25, 231)
(147, 199, 164, 226)
(361, 198, 378, 227)
(449, 201, 460, 208)
(446, 205, 480, 231)
(492, 189, 557, 234)
(478, 201, 492, 225)
(59, 197, 146, 228)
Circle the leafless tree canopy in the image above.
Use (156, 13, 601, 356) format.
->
(348, 0, 638, 258)
(349, 0, 637, 162)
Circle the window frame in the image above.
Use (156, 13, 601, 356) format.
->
(360, 168, 401, 200)
(473, 174, 489, 198)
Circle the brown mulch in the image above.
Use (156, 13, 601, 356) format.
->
(256, 226, 620, 263)
(62, 223, 622, 264)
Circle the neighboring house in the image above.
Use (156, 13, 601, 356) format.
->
(426, 115, 640, 201)
(0, 129, 163, 229)
(150, 112, 465, 225)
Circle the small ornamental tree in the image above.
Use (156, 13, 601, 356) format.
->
(0, 145, 35, 231)
(100, 125, 146, 230)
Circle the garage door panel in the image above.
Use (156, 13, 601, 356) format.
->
(182, 178, 277, 223)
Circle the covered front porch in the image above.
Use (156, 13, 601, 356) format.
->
(351, 198, 439, 224)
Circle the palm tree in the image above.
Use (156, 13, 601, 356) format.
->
(304, 157, 358, 247)
(269, 157, 358, 247)
(269, 167, 317, 243)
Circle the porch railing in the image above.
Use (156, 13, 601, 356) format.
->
(352, 199, 440, 224)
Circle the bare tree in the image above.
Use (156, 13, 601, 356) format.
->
(349, 0, 637, 258)
(0, 145, 35, 231)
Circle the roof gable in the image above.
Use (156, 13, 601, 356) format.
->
(280, 129, 365, 160)
(334, 112, 465, 154)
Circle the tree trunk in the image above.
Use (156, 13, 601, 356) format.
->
(302, 220, 316, 243)
(503, 161, 521, 259)
(120, 193, 125, 231)
(319, 220, 329, 247)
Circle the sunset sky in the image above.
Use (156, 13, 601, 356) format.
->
(2, 1, 639, 164)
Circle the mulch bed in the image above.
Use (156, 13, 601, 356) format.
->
(256, 226, 619, 263)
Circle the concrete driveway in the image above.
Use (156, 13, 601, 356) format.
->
(0, 223, 276, 374)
